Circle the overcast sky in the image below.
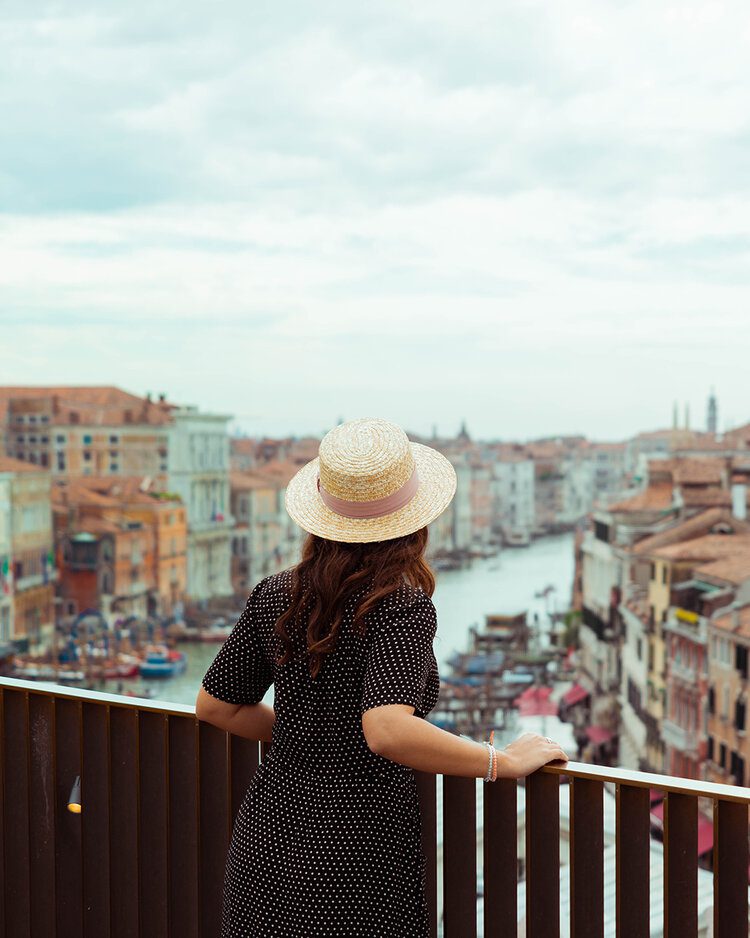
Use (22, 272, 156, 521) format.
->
(1, 1, 749, 442)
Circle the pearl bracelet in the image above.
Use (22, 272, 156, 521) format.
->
(485, 729, 498, 783)
(482, 741, 494, 782)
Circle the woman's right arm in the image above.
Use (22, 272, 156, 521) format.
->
(362, 704, 569, 779)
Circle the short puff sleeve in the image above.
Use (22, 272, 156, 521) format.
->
(360, 590, 437, 718)
(200, 577, 274, 705)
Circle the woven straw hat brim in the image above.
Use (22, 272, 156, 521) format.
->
(284, 442, 457, 543)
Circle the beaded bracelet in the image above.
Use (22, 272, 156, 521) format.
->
(482, 741, 493, 782)
(487, 729, 498, 783)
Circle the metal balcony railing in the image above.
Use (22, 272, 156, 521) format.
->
(1, 675, 749, 937)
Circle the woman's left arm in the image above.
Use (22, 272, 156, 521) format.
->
(196, 687, 276, 742)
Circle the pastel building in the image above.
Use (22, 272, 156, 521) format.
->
(0, 457, 56, 651)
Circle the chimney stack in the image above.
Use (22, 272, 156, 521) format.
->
(732, 480, 747, 521)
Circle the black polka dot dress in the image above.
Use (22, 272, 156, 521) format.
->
(200, 568, 441, 938)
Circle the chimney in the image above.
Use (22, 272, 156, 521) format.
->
(732, 481, 747, 521)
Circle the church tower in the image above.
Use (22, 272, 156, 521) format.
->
(707, 389, 718, 435)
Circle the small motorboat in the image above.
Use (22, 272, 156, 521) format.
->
(139, 645, 187, 678)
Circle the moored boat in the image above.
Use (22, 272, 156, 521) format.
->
(139, 645, 187, 678)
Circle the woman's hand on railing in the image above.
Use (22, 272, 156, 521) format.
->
(499, 732, 569, 779)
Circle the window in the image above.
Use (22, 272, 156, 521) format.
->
(56, 435, 66, 444)
(83, 451, 91, 461)
(637, 638, 642, 661)
(40, 453, 48, 467)
(40, 415, 49, 424)
(735, 697, 746, 732)
(56, 452, 66, 470)
(707, 735, 714, 761)
(662, 565, 668, 585)
(720, 743, 727, 769)
(29, 415, 37, 424)
(109, 434, 119, 444)
(736, 644, 748, 680)
(109, 464, 118, 472)
(83, 434, 92, 444)
(708, 686, 715, 715)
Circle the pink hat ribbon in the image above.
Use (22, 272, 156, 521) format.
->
(316, 465, 420, 519)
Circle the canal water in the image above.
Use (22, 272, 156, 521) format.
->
(126, 532, 575, 709)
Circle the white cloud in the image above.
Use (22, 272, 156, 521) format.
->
(1, 1, 750, 439)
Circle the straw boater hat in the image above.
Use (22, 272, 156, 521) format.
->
(284, 417, 457, 543)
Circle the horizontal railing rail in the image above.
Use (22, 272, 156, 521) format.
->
(1, 675, 749, 937)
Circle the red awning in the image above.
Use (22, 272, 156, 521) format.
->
(585, 725, 613, 746)
(651, 801, 665, 822)
(650, 788, 665, 804)
(514, 686, 552, 705)
(562, 683, 590, 707)
(515, 685, 558, 716)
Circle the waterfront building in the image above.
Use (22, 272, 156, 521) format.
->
(583, 441, 629, 503)
(230, 470, 292, 595)
(165, 406, 233, 601)
(707, 596, 750, 787)
(0, 386, 173, 478)
(52, 477, 187, 622)
(0, 387, 235, 602)
(578, 455, 746, 770)
(526, 439, 595, 534)
(617, 506, 749, 771)
(489, 445, 535, 545)
(0, 457, 55, 652)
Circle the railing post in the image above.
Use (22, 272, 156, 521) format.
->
(442, 774, 477, 937)
(714, 799, 749, 938)
(526, 770, 560, 938)
(663, 792, 698, 938)
(615, 784, 650, 938)
(483, 777, 517, 938)
(570, 777, 604, 938)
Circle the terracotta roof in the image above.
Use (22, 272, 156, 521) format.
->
(650, 533, 750, 564)
(608, 482, 674, 513)
(69, 518, 126, 537)
(230, 438, 257, 455)
(51, 476, 179, 508)
(230, 471, 279, 492)
(713, 604, 750, 637)
(695, 550, 750, 587)
(634, 428, 675, 441)
(681, 490, 733, 508)
(0, 386, 176, 427)
(259, 460, 304, 484)
(672, 458, 725, 486)
(0, 456, 46, 473)
(631, 509, 750, 556)
(722, 423, 750, 448)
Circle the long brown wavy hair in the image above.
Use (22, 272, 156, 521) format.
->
(273, 527, 435, 679)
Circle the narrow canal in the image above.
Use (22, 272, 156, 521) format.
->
(129, 532, 575, 708)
